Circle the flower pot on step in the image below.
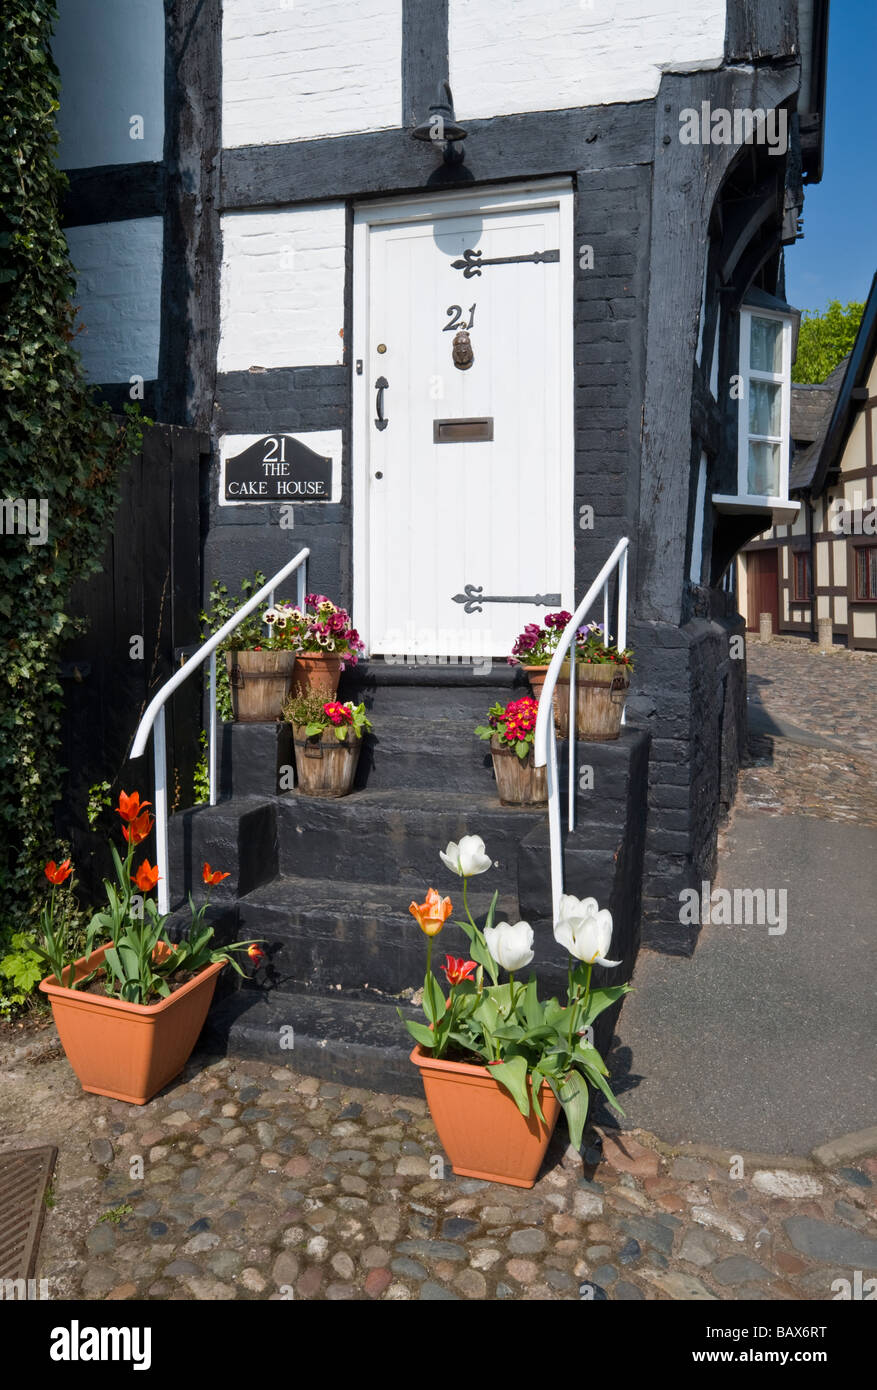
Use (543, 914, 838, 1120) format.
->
(555, 663, 631, 741)
(289, 653, 343, 700)
(410, 1044, 560, 1188)
(292, 725, 361, 797)
(38, 944, 224, 1105)
(225, 650, 297, 722)
(490, 736, 547, 806)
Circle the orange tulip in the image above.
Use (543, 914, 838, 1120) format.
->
(203, 862, 231, 886)
(122, 810, 154, 846)
(131, 860, 160, 892)
(247, 945, 265, 964)
(45, 859, 73, 885)
(117, 790, 151, 824)
(409, 888, 453, 938)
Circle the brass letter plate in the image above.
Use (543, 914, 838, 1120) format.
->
(433, 417, 494, 443)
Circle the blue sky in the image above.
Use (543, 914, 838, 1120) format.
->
(784, 0, 877, 316)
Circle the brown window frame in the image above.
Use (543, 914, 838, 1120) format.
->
(791, 547, 812, 601)
(852, 541, 877, 603)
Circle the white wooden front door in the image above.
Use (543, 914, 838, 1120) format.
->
(354, 185, 573, 658)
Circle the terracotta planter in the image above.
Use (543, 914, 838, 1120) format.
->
(289, 653, 343, 700)
(490, 736, 547, 806)
(555, 663, 631, 741)
(38, 945, 224, 1105)
(225, 650, 296, 722)
(410, 1045, 560, 1188)
(292, 725, 361, 797)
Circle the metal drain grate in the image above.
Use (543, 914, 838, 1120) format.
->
(0, 1146, 57, 1280)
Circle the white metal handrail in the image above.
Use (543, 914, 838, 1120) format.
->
(130, 548, 310, 912)
(533, 537, 630, 919)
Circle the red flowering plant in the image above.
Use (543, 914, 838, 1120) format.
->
(509, 613, 633, 670)
(266, 593, 365, 666)
(282, 691, 372, 742)
(32, 791, 263, 1003)
(475, 696, 539, 761)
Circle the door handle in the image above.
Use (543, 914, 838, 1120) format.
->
(375, 376, 388, 431)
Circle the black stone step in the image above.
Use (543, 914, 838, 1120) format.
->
(168, 796, 277, 904)
(199, 986, 425, 1096)
(275, 787, 545, 887)
(232, 874, 520, 998)
(339, 658, 531, 717)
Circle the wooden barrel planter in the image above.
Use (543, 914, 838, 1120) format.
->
(292, 726, 361, 797)
(555, 664, 631, 741)
(289, 653, 343, 700)
(225, 650, 297, 722)
(490, 737, 547, 806)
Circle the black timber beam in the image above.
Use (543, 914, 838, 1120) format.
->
(402, 0, 449, 131)
(62, 162, 164, 227)
(220, 103, 654, 211)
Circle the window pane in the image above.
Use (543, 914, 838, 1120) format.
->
(857, 549, 877, 600)
(748, 441, 780, 495)
(749, 380, 781, 436)
(750, 315, 783, 372)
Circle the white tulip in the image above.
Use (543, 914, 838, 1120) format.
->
(439, 835, 492, 878)
(553, 895, 620, 967)
(484, 920, 535, 973)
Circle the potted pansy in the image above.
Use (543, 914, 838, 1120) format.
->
(556, 622, 634, 741)
(280, 593, 365, 699)
(400, 834, 630, 1188)
(508, 610, 572, 704)
(36, 791, 264, 1104)
(282, 692, 372, 797)
(475, 696, 547, 806)
(201, 573, 299, 723)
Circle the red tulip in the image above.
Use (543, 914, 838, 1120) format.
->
(45, 859, 73, 885)
(117, 790, 151, 824)
(442, 955, 477, 986)
(122, 810, 154, 846)
(247, 945, 265, 964)
(203, 863, 231, 886)
(131, 860, 160, 892)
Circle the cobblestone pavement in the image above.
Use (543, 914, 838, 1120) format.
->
(735, 637, 877, 829)
(1, 1036, 875, 1302)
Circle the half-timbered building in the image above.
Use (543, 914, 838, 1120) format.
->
(52, 1, 830, 1082)
(738, 275, 877, 649)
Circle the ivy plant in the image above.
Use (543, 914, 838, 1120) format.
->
(0, 3, 144, 980)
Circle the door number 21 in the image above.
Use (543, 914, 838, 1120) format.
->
(443, 304, 476, 331)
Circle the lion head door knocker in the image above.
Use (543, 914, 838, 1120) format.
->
(452, 329, 474, 370)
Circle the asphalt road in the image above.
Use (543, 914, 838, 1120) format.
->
(611, 811, 877, 1154)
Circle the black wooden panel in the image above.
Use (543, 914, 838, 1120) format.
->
(725, 0, 798, 61)
(57, 423, 205, 901)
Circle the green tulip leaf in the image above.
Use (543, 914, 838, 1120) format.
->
(554, 1069, 590, 1150)
(490, 1056, 530, 1117)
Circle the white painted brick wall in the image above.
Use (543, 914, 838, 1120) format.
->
(450, 0, 727, 116)
(222, 0, 402, 147)
(54, 0, 165, 168)
(65, 218, 164, 382)
(219, 206, 346, 370)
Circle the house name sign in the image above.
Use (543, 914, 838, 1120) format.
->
(224, 435, 333, 502)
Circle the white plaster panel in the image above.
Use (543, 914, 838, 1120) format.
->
(53, 0, 165, 168)
(815, 541, 828, 587)
(835, 595, 847, 626)
(449, 0, 726, 117)
(65, 218, 163, 382)
(218, 431, 342, 506)
(222, 0, 402, 147)
(219, 207, 346, 370)
(833, 540, 847, 586)
(852, 608, 876, 640)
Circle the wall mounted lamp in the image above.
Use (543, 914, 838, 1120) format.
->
(411, 81, 467, 164)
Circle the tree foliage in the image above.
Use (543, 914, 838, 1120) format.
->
(792, 299, 865, 385)
(0, 2, 143, 951)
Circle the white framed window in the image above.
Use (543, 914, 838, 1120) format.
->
(737, 306, 793, 499)
(713, 302, 799, 525)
